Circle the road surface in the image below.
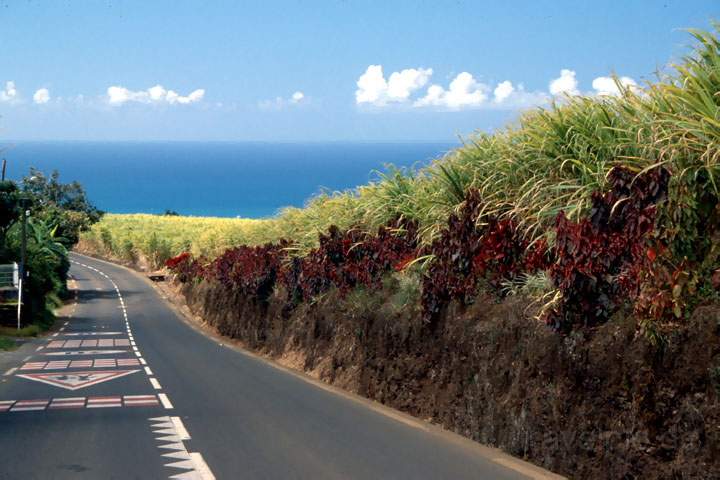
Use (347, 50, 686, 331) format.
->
(0, 252, 561, 479)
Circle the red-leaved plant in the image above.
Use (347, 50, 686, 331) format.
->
(547, 166, 670, 331)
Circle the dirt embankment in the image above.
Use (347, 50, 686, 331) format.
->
(170, 276, 720, 480)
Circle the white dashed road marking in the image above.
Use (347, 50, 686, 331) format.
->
(158, 394, 174, 410)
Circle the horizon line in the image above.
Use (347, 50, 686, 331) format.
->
(0, 139, 462, 145)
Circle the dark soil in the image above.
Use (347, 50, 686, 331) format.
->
(179, 278, 720, 479)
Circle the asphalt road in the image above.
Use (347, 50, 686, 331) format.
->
(0, 252, 561, 479)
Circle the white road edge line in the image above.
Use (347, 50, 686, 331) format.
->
(3, 367, 17, 376)
(150, 377, 162, 390)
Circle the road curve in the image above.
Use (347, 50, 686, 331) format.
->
(0, 252, 563, 479)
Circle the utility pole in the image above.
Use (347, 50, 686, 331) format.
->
(17, 199, 29, 329)
(1, 159, 6, 181)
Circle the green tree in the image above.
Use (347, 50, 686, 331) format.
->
(5, 218, 69, 324)
(21, 168, 102, 248)
(0, 181, 20, 262)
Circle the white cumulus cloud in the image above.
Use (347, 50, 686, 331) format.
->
(549, 69, 580, 96)
(493, 80, 515, 103)
(415, 72, 489, 109)
(356, 65, 432, 106)
(490, 81, 548, 108)
(33, 88, 50, 104)
(354, 66, 551, 110)
(107, 84, 205, 105)
(592, 75, 638, 96)
(0, 81, 18, 102)
(290, 91, 305, 103)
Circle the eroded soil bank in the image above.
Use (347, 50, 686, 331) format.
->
(175, 277, 720, 480)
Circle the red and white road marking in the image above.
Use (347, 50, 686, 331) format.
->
(45, 339, 131, 349)
(20, 362, 47, 370)
(49, 397, 85, 409)
(0, 395, 161, 412)
(69, 360, 93, 368)
(16, 369, 140, 390)
(117, 359, 140, 366)
(11, 399, 49, 412)
(19, 358, 141, 371)
(93, 359, 116, 368)
(63, 332, 124, 336)
(87, 396, 122, 408)
(44, 350, 128, 356)
(46, 361, 71, 369)
(124, 395, 160, 407)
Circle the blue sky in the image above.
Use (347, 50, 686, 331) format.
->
(0, 0, 716, 141)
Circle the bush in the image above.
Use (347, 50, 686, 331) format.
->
(145, 233, 173, 270)
(547, 167, 669, 331)
(421, 189, 549, 324)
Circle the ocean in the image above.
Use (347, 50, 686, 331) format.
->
(1, 142, 456, 218)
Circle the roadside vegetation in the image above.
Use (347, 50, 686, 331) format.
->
(79, 213, 271, 268)
(0, 335, 15, 351)
(0, 168, 100, 332)
(89, 27, 720, 338)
